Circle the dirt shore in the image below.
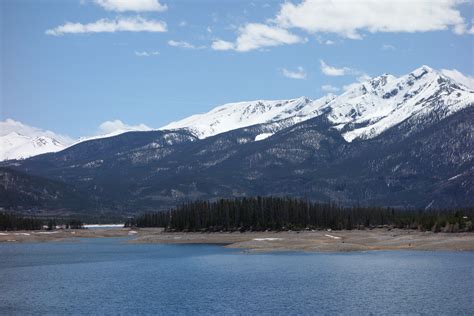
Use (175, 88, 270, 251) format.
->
(1, 228, 473, 252)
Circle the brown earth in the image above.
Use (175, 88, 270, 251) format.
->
(1, 228, 473, 252)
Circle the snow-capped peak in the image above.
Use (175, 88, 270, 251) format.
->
(331, 65, 473, 141)
(159, 65, 473, 142)
(160, 95, 335, 138)
(0, 119, 75, 161)
(2, 66, 472, 161)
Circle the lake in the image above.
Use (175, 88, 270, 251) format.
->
(1, 238, 473, 315)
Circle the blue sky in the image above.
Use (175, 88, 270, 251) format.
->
(1, 0, 473, 138)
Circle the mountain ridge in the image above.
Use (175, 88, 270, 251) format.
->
(160, 65, 473, 142)
(1, 65, 472, 161)
(3, 104, 472, 214)
(1, 64, 472, 215)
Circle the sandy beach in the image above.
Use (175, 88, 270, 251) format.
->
(1, 228, 473, 252)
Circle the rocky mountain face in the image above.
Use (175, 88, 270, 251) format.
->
(2, 66, 471, 160)
(1, 66, 473, 215)
(161, 66, 472, 143)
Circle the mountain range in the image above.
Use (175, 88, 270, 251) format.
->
(1, 66, 473, 217)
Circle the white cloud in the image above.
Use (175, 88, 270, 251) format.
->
(211, 23, 304, 52)
(440, 68, 474, 89)
(319, 60, 370, 80)
(135, 50, 160, 57)
(275, 0, 468, 39)
(98, 120, 152, 135)
(381, 44, 396, 51)
(211, 39, 235, 51)
(94, 0, 167, 12)
(321, 84, 339, 93)
(213, 0, 472, 53)
(320, 60, 353, 76)
(316, 36, 335, 45)
(179, 21, 187, 27)
(168, 40, 205, 50)
(46, 16, 167, 36)
(281, 67, 307, 79)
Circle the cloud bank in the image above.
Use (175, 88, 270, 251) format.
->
(213, 0, 471, 52)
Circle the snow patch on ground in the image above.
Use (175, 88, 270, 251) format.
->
(324, 234, 341, 240)
(253, 238, 283, 241)
(448, 174, 462, 181)
(84, 224, 124, 229)
(254, 133, 274, 141)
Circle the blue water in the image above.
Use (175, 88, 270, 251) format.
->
(1, 238, 473, 315)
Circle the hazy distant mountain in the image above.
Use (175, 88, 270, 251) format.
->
(0, 119, 73, 161)
(0, 119, 151, 161)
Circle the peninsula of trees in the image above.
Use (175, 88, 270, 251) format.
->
(127, 197, 473, 233)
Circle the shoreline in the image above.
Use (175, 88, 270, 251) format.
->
(1, 228, 473, 252)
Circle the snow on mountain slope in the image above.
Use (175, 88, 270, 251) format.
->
(0, 119, 74, 161)
(328, 66, 474, 141)
(0, 119, 154, 161)
(161, 66, 473, 142)
(160, 96, 336, 138)
(3, 65, 471, 161)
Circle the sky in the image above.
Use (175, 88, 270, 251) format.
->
(1, 0, 473, 138)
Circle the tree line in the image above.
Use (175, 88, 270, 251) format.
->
(0, 213, 84, 231)
(126, 197, 473, 233)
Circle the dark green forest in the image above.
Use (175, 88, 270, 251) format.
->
(126, 197, 473, 232)
(0, 213, 84, 231)
(0, 213, 43, 231)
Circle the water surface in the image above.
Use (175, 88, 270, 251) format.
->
(1, 238, 472, 315)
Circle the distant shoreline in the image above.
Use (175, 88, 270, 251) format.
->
(1, 228, 473, 252)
